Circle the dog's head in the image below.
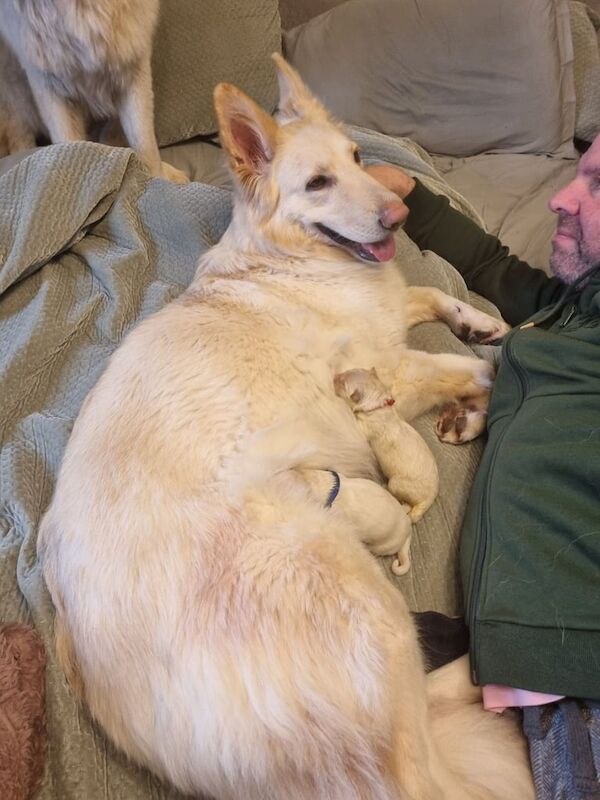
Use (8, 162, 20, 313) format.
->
(213, 54, 407, 264)
(334, 368, 394, 413)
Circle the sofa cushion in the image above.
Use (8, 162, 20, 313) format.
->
(279, 0, 346, 29)
(570, 1, 600, 143)
(152, 0, 281, 146)
(284, 0, 576, 157)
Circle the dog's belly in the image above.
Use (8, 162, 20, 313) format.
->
(38, 267, 413, 790)
(63, 294, 382, 509)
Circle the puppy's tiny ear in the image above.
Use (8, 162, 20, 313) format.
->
(271, 52, 329, 124)
(214, 83, 278, 180)
(350, 388, 363, 404)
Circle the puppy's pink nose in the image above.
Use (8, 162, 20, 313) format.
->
(379, 200, 408, 231)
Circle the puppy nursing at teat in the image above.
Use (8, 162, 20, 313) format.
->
(334, 367, 439, 575)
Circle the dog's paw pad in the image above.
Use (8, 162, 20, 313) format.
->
(436, 403, 487, 444)
(467, 319, 511, 345)
(451, 306, 511, 345)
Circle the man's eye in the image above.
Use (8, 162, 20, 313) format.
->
(306, 175, 331, 191)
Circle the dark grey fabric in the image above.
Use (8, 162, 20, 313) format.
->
(523, 701, 600, 799)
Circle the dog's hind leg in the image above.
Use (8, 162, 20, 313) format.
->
(118, 57, 188, 184)
(406, 286, 510, 344)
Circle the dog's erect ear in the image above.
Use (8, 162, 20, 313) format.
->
(214, 83, 278, 179)
(271, 52, 329, 124)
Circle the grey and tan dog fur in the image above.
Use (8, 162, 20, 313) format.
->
(0, 0, 187, 182)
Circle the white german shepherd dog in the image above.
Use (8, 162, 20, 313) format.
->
(38, 55, 533, 800)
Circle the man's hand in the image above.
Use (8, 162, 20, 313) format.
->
(365, 164, 416, 199)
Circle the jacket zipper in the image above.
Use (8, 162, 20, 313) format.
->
(559, 304, 576, 328)
(468, 332, 529, 683)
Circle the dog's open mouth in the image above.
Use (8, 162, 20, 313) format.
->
(316, 223, 396, 263)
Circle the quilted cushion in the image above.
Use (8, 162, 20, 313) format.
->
(152, 0, 281, 146)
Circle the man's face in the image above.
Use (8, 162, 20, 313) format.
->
(549, 135, 600, 284)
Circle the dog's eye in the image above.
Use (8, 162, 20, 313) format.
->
(306, 175, 331, 191)
(353, 149, 361, 164)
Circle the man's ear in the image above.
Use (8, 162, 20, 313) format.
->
(214, 82, 279, 181)
(271, 52, 329, 124)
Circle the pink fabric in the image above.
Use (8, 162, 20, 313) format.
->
(483, 684, 564, 713)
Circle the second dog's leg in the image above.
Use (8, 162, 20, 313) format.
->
(406, 286, 510, 343)
(26, 77, 86, 142)
(381, 350, 493, 442)
(119, 57, 189, 184)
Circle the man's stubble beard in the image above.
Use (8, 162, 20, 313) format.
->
(549, 215, 597, 285)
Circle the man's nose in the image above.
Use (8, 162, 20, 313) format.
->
(549, 181, 580, 216)
(379, 199, 408, 231)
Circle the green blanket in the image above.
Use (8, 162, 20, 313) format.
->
(0, 137, 494, 799)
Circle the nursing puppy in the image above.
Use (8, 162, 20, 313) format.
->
(0, 0, 187, 182)
(334, 367, 439, 575)
(38, 55, 529, 800)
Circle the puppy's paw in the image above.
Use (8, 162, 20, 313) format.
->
(449, 303, 511, 345)
(160, 161, 190, 184)
(436, 402, 488, 444)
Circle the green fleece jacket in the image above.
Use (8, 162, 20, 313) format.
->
(404, 180, 600, 699)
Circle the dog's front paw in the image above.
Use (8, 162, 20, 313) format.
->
(436, 402, 488, 444)
(449, 303, 511, 345)
(160, 161, 190, 184)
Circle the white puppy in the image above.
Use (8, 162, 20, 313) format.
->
(300, 468, 413, 573)
(335, 367, 439, 574)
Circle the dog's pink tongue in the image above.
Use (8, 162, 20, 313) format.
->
(362, 235, 396, 262)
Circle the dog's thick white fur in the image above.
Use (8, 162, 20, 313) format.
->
(0, 0, 187, 182)
(334, 367, 440, 575)
(38, 55, 531, 799)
